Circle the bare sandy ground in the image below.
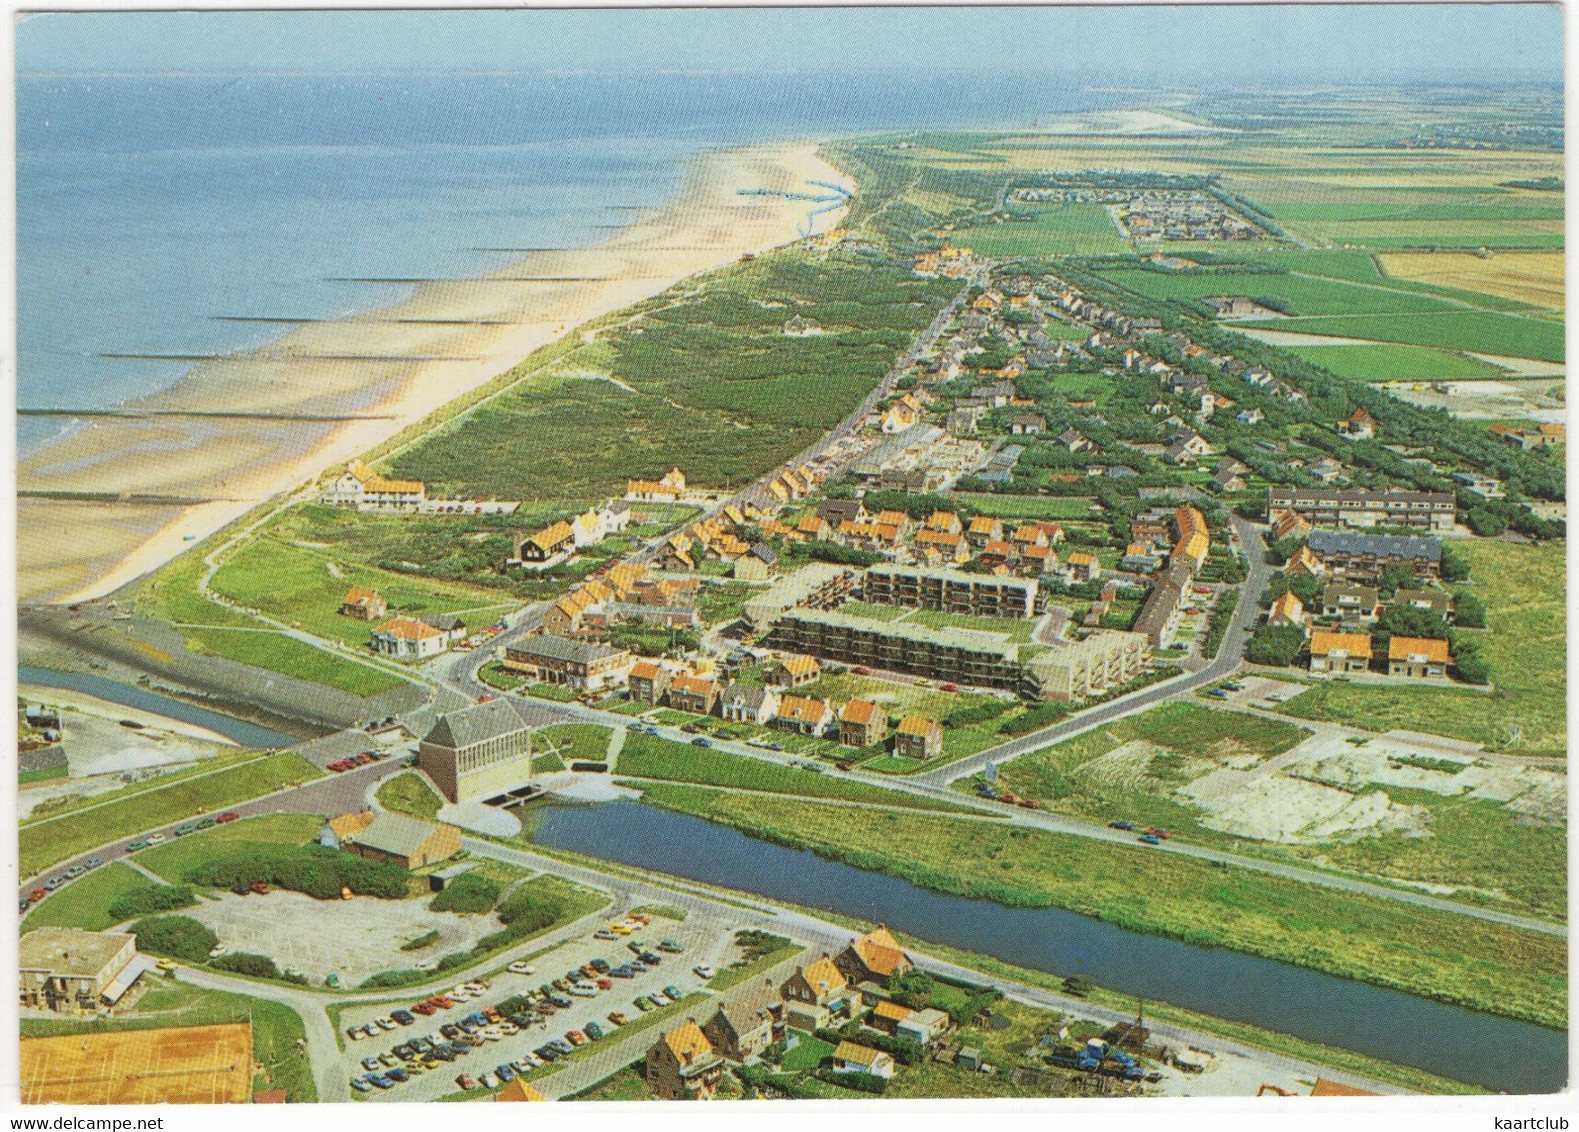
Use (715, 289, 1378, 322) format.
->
(20, 143, 851, 604)
(1028, 109, 1235, 136)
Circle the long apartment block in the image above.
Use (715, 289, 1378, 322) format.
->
(1266, 487, 1455, 532)
(769, 608, 1023, 690)
(862, 563, 1038, 619)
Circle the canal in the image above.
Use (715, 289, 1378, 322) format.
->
(19, 666, 300, 749)
(525, 798, 1567, 1094)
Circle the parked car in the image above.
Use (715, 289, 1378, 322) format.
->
(692, 965, 716, 980)
(455, 1074, 478, 1091)
(594, 929, 617, 941)
(85, 857, 103, 869)
(689, 737, 713, 748)
(1138, 834, 1162, 846)
(607, 1011, 628, 1026)
(249, 882, 270, 895)
(1108, 820, 1135, 831)
(125, 841, 150, 852)
(565, 1030, 587, 1046)
(507, 961, 535, 975)
(215, 811, 240, 823)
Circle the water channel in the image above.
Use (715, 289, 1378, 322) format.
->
(524, 798, 1566, 1094)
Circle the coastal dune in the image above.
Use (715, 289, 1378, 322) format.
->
(19, 143, 851, 604)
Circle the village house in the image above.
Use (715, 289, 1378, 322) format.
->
(515, 520, 577, 565)
(966, 515, 1004, 548)
(1395, 588, 1455, 623)
(774, 694, 834, 737)
(627, 660, 672, 704)
(838, 699, 888, 748)
(1267, 591, 1306, 630)
(340, 586, 388, 620)
(781, 955, 851, 1032)
(897, 1007, 955, 1048)
(718, 683, 780, 726)
(1010, 413, 1047, 436)
(892, 716, 943, 760)
(501, 634, 631, 694)
(370, 617, 448, 660)
(1322, 583, 1381, 625)
(645, 1020, 725, 1100)
(1210, 459, 1248, 493)
(765, 654, 821, 688)
(733, 543, 779, 582)
(667, 673, 719, 715)
(1337, 407, 1378, 440)
(701, 978, 783, 1063)
(1308, 630, 1372, 675)
(1057, 427, 1095, 454)
(835, 926, 914, 986)
(1388, 636, 1454, 680)
(1066, 550, 1101, 582)
(869, 1000, 913, 1035)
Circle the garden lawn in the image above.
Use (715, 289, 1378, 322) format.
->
(612, 732, 984, 814)
(635, 786, 1566, 1029)
(1278, 540, 1565, 755)
(23, 863, 150, 933)
(781, 1035, 836, 1072)
(538, 724, 614, 766)
(19, 755, 322, 879)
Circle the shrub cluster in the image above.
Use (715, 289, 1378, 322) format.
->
(106, 885, 198, 921)
(429, 873, 501, 915)
(130, 915, 217, 963)
(182, 842, 409, 900)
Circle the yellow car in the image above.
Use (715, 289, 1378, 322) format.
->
(611, 924, 634, 936)
(155, 959, 178, 974)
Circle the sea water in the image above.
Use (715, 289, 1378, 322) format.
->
(18, 70, 1113, 451)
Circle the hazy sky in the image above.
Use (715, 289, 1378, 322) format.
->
(17, 4, 1563, 79)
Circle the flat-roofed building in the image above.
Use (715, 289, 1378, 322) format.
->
(770, 608, 1022, 690)
(863, 564, 1037, 619)
(501, 634, 631, 693)
(742, 563, 858, 634)
(418, 698, 535, 803)
(20, 929, 143, 1015)
(1023, 631, 1148, 702)
(1266, 487, 1455, 532)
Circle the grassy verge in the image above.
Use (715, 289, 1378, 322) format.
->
(20, 754, 322, 878)
(22, 863, 150, 932)
(377, 771, 445, 820)
(708, 941, 803, 992)
(21, 979, 317, 1103)
(613, 731, 989, 815)
(633, 786, 1566, 1029)
(134, 814, 325, 882)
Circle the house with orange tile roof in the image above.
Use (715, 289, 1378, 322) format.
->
(925, 510, 963, 534)
(782, 955, 851, 1031)
(831, 1040, 895, 1079)
(627, 659, 672, 705)
(1065, 550, 1101, 583)
(369, 617, 447, 660)
(1283, 544, 1326, 579)
(625, 467, 688, 503)
(1308, 630, 1372, 675)
(773, 695, 833, 737)
(1268, 591, 1306, 631)
(323, 460, 427, 511)
(644, 1020, 724, 1100)
(838, 699, 888, 748)
(1387, 635, 1453, 679)
(913, 528, 968, 564)
(766, 653, 821, 689)
(339, 586, 388, 621)
(868, 999, 913, 1035)
(667, 674, 719, 715)
(893, 716, 943, 760)
(835, 926, 914, 987)
(965, 515, 1003, 547)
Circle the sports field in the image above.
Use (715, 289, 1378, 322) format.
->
(21, 1022, 253, 1105)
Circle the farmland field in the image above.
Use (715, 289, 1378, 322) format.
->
(1379, 250, 1564, 310)
(1263, 311, 1564, 363)
(1284, 343, 1509, 382)
(1093, 266, 1466, 317)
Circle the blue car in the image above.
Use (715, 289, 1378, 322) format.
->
(690, 737, 713, 748)
(495, 1064, 516, 1081)
(369, 1075, 393, 1090)
(1138, 834, 1162, 846)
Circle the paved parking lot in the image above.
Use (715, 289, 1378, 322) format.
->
(336, 906, 770, 1102)
(186, 889, 505, 984)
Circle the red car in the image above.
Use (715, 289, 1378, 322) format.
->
(215, 811, 240, 824)
(999, 793, 1020, 805)
(851, 666, 872, 676)
(1146, 828, 1172, 840)
(413, 1002, 435, 1016)
(1018, 798, 1041, 810)
(29, 888, 45, 902)
(250, 882, 271, 895)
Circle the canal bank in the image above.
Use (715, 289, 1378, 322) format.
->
(522, 798, 1566, 1094)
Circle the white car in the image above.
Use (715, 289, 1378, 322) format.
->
(649, 992, 671, 1007)
(376, 1016, 397, 1030)
(347, 1027, 366, 1041)
(480, 1073, 499, 1089)
(507, 961, 535, 976)
(415, 959, 438, 971)
(208, 945, 227, 958)
(692, 965, 716, 980)
(568, 984, 596, 997)
(147, 833, 166, 844)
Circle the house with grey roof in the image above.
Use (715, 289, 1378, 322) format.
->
(718, 683, 780, 726)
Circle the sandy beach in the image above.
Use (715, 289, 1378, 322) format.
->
(19, 143, 851, 604)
